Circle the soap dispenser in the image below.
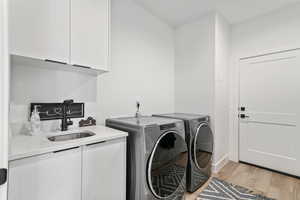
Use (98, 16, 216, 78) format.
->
(30, 105, 41, 135)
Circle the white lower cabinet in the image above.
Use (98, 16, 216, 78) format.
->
(82, 138, 126, 200)
(8, 147, 81, 200)
(8, 138, 126, 200)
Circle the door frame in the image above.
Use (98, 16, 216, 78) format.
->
(0, 0, 9, 199)
(229, 48, 300, 162)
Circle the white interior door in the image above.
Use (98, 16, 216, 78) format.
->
(0, 0, 9, 198)
(239, 49, 300, 177)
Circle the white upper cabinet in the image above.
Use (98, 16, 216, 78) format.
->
(71, 0, 110, 71)
(9, 0, 70, 63)
(9, 0, 110, 72)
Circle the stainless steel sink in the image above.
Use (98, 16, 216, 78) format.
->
(48, 131, 96, 142)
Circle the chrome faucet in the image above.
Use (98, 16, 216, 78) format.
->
(61, 99, 74, 131)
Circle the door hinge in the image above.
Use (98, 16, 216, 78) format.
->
(0, 168, 7, 185)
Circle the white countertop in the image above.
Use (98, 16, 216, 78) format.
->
(9, 126, 128, 161)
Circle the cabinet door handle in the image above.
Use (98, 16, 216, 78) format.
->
(72, 64, 92, 69)
(45, 59, 67, 65)
(53, 146, 80, 153)
(86, 141, 106, 147)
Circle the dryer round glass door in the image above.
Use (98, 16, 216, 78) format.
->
(192, 122, 213, 169)
(148, 131, 188, 199)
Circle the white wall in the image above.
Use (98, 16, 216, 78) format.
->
(214, 14, 230, 166)
(229, 3, 300, 161)
(174, 14, 215, 115)
(174, 13, 230, 171)
(232, 3, 300, 59)
(97, 0, 175, 123)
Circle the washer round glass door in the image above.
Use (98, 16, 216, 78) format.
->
(192, 122, 213, 169)
(148, 131, 188, 199)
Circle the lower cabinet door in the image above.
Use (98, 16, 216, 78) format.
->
(82, 138, 126, 200)
(8, 147, 81, 200)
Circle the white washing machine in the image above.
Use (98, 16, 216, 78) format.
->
(106, 116, 188, 200)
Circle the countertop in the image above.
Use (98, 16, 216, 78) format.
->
(9, 126, 128, 161)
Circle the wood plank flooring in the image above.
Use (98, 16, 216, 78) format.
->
(185, 161, 300, 200)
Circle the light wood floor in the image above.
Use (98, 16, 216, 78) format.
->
(185, 161, 300, 200)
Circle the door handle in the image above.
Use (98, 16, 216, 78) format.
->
(239, 114, 250, 119)
(0, 168, 7, 185)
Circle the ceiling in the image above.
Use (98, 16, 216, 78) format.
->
(133, 0, 300, 27)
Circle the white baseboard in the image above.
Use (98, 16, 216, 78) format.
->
(212, 154, 229, 173)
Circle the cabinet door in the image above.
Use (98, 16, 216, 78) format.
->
(9, 0, 69, 63)
(82, 138, 126, 200)
(71, 0, 110, 71)
(8, 147, 81, 200)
